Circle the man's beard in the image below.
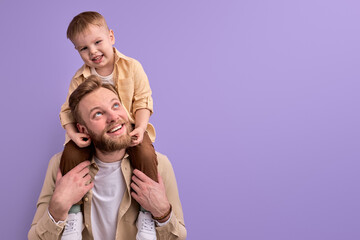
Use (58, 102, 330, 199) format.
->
(87, 121, 133, 153)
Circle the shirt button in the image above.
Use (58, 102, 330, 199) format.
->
(84, 197, 89, 202)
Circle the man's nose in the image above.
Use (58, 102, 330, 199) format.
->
(107, 111, 119, 123)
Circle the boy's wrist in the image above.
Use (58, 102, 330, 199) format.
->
(134, 124, 147, 133)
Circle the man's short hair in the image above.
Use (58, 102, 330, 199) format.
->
(67, 11, 109, 41)
(69, 75, 119, 124)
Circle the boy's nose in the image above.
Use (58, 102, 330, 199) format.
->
(89, 46, 97, 55)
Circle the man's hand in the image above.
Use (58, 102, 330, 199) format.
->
(129, 127, 145, 146)
(48, 161, 94, 222)
(131, 169, 171, 220)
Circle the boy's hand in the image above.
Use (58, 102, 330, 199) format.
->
(65, 123, 91, 148)
(129, 127, 145, 146)
(70, 132, 91, 148)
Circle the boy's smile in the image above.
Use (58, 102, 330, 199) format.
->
(92, 55, 103, 64)
(72, 24, 115, 76)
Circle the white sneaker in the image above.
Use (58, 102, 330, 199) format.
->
(136, 211, 157, 240)
(61, 212, 84, 240)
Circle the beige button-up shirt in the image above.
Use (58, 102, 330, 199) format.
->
(59, 48, 156, 142)
(28, 152, 186, 239)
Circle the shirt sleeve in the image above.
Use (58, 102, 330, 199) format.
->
(59, 74, 84, 128)
(156, 154, 187, 240)
(28, 153, 65, 240)
(48, 210, 66, 225)
(131, 59, 154, 116)
(155, 211, 172, 226)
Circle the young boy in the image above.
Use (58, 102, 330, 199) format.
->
(58, 11, 159, 240)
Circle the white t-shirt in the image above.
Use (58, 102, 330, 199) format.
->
(91, 67, 114, 85)
(91, 157, 125, 240)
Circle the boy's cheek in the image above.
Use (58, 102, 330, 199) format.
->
(80, 55, 89, 62)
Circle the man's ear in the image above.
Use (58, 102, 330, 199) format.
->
(77, 123, 88, 134)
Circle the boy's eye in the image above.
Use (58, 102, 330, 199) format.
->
(80, 46, 88, 51)
(95, 40, 102, 44)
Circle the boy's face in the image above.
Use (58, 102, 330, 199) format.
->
(72, 25, 115, 76)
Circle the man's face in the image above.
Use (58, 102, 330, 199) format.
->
(77, 87, 132, 153)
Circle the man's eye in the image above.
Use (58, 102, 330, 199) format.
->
(113, 103, 120, 108)
(94, 112, 102, 117)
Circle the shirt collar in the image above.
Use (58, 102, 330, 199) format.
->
(90, 152, 129, 165)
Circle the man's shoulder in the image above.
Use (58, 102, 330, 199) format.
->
(50, 152, 62, 161)
(155, 152, 174, 171)
(155, 151, 168, 161)
(41, 152, 62, 180)
(48, 152, 62, 169)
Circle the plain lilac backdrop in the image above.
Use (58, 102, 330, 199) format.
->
(0, 0, 359, 239)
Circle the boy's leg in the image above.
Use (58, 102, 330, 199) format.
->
(60, 141, 91, 240)
(127, 131, 158, 182)
(127, 132, 158, 240)
(60, 140, 92, 175)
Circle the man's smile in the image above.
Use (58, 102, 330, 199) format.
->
(106, 122, 126, 136)
(108, 124, 123, 133)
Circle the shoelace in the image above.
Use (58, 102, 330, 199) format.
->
(140, 218, 155, 231)
(63, 219, 77, 234)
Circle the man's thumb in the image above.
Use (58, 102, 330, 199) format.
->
(56, 168, 62, 184)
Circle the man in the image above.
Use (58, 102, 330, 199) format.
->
(28, 75, 186, 240)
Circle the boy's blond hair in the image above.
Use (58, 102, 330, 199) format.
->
(67, 11, 109, 41)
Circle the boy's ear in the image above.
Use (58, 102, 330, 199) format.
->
(109, 29, 115, 45)
(77, 123, 88, 134)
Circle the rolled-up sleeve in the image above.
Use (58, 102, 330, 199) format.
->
(157, 213, 187, 240)
(156, 153, 187, 240)
(28, 153, 65, 240)
(59, 71, 85, 128)
(131, 59, 153, 115)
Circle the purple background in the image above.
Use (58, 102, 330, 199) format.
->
(1, 0, 359, 239)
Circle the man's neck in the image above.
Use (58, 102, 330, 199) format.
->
(94, 148, 126, 163)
